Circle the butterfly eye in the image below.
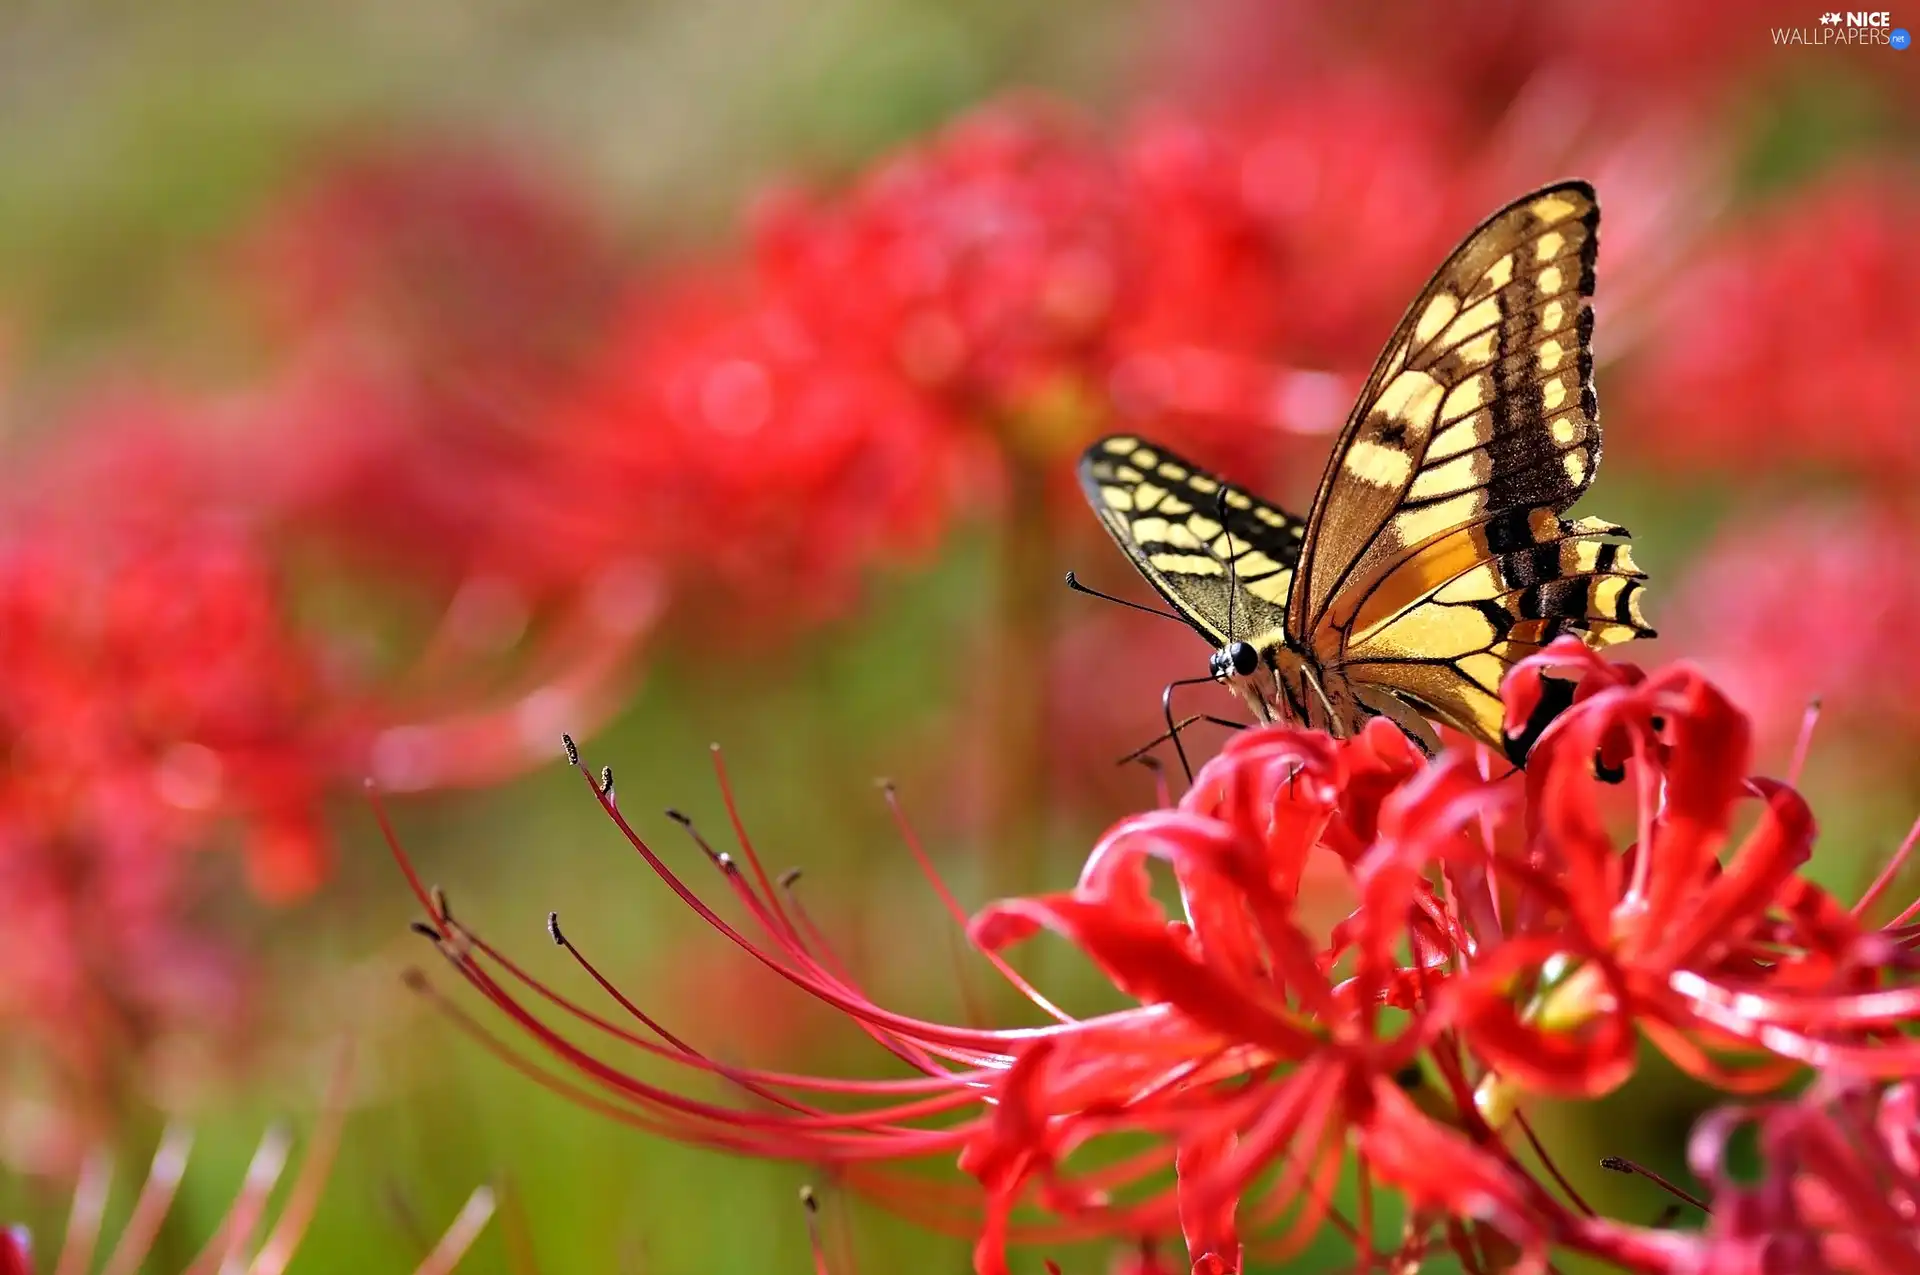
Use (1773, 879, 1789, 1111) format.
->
(1228, 641, 1260, 677)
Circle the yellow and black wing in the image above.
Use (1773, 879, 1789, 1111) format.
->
(1286, 181, 1654, 755)
(1077, 435, 1304, 650)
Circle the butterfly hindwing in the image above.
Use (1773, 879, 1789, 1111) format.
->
(1077, 435, 1304, 649)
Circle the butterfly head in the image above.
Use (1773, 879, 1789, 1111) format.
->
(1210, 640, 1262, 684)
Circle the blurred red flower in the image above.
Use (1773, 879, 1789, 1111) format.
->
(0, 508, 356, 1162)
(752, 97, 1353, 495)
(1618, 169, 1920, 487)
(395, 641, 1920, 1272)
(528, 270, 974, 635)
(1685, 1079, 1920, 1273)
(1666, 503, 1920, 755)
(232, 141, 624, 593)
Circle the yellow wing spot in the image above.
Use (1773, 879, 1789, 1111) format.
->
(1392, 497, 1476, 549)
(1347, 439, 1416, 489)
(1443, 373, 1489, 419)
(1592, 577, 1628, 618)
(1435, 562, 1505, 604)
(1223, 491, 1253, 510)
(1428, 414, 1492, 463)
(1376, 371, 1444, 430)
(1563, 450, 1590, 484)
(1159, 463, 1188, 480)
(1103, 437, 1138, 455)
(1116, 465, 1144, 482)
(1458, 653, 1508, 693)
(1100, 486, 1133, 512)
(1531, 194, 1581, 221)
(1254, 508, 1288, 528)
(1543, 380, 1567, 411)
(1366, 605, 1500, 661)
(1407, 449, 1491, 502)
(1538, 339, 1565, 373)
(1537, 266, 1563, 295)
(1246, 576, 1292, 606)
(1541, 300, 1565, 330)
(1134, 517, 1200, 550)
(1535, 232, 1564, 261)
(1415, 293, 1460, 346)
(1131, 448, 1158, 468)
(1237, 550, 1286, 576)
(1486, 254, 1515, 291)
(1586, 621, 1641, 646)
(1158, 496, 1194, 517)
(1136, 482, 1168, 508)
(1442, 296, 1503, 348)
(1189, 475, 1219, 494)
(1550, 415, 1580, 445)
(1456, 330, 1498, 366)
(1149, 552, 1225, 576)
(1188, 515, 1223, 541)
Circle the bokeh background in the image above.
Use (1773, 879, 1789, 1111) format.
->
(0, 1, 1915, 1270)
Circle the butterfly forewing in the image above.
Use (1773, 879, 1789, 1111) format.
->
(1077, 435, 1305, 649)
(1281, 182, 1653, 752)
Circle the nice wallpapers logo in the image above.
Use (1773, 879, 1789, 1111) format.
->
(1775, 10, 1912, 46)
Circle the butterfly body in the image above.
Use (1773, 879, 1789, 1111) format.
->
(1079, 182, 1654, 762)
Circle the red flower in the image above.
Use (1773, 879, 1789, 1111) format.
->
(751, 97, 1329, 490)
(528, 270, 972, 635)
(392, 638, 1920, 1273)
(1577, 1079, 1920, 1274)
(1618, 170, 1920, 488)
(233, 141, 624, 593)
(0, 506, 352, 1159)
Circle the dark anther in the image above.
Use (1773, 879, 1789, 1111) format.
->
(546, 912, 565, 946)
(599, 766, 615, 798)
(562, 733, 579, 766)
(430, 885, 453, 924)
(778, 868, 803, 889)
(409, 921, 442, 941)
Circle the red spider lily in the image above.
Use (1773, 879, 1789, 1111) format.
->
(7, 372, 664, 797)
(1577, 1078, 1920, 1274)
(392, 634, 1920, 1272)
(526, 269, 973, 635)
(0, 520, 347, 900)
(1618, 169, 1920, 488)
(233, 141, 623, 593)
(1665, 503, 1920, 756)
(0, 513, 353, 1163)
(750, 97, 1332, 491)
(0, 1051, 493, 1275)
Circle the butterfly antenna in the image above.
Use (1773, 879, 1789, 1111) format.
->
(1064, 572, 1189, 626)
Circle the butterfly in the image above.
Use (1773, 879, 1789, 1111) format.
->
(1079, 181, 1652, 765)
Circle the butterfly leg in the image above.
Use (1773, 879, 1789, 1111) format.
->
(1157, 675, 1221, 782)
(1300, 664, 1346, 739)
(1116, 713, 1245, 769)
